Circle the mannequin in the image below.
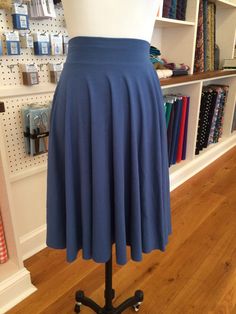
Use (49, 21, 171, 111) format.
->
(48, 1, 172, 313)
(61, 0, 161, 43)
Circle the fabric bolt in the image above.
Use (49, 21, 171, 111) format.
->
(213, 3, 216, 70)
(176, 0, 187, 20)
(203, 88, 218, 148)
(206, 4, 212, 71)
(203, 0, 208, 71)
(167, 99, 176, 164)
(0, 210, 8, 264)
(207, 86, 222, 145)
(195, 89, 211, 154)
(176, 96, 188, 162)
(231, 105, 236, 132)
(199, 90, 214, 150)
(194, 0, 204, 73)
(212, 85, 229, 142)
(170, 97, 183, 165)
(169, 0, 177, 19)
(166, 102, 173, 128)
(46, 36, 172, 265)
(181, 96, 190, 160)
(162, 0, 172, 18)
(210, 3, 216, 70)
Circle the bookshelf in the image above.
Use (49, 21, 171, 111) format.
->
(152, 0, 236, 190)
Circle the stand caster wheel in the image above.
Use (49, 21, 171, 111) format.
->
(133, 301, 142, 312)
(76, 290, 84, 301)
(74, 302, 82, 313)
(135, 290, 144, 301)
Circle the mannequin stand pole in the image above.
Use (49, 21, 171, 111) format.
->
(74, 254, 144, 313)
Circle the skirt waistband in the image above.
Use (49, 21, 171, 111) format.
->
(66, 36, 151, 64)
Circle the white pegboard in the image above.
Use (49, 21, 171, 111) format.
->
(0, 4, 68, 175)
(0, 6, 67, 86)
(0, 93, 53, 174)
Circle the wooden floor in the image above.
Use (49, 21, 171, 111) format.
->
(8, 147, 236, 314)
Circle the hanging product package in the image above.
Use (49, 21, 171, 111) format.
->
(49, 62, 63, 83)
(21, 64, 39, 85)
(33, 32, 50, 55)
(41, 0, 56, 18)
(4, 31, 20, 55)
(20, 32, 34, 49)
(28, 0, 56, 19)
(12, 3, 29, 30)
(21, 104, 52, 156)
(50, 33, 63, 55)
(63, 35, 69, 55)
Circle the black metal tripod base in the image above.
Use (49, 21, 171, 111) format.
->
(74, 289, 144, 314)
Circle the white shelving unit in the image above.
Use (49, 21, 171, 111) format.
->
(152, 0, 236, 191)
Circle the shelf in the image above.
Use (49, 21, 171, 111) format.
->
(160, 70, 236, 87)
(0, 84, 56, 98)
(155, 17, 195, 28)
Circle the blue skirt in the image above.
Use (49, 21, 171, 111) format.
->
(46, 36, 172, 265)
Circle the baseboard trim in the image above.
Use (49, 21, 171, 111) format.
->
(20, 224, 47, 261)
(170, 135, 236, 191)
(0, 268, 37, 314)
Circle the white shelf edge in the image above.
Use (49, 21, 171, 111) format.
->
(161, 80, 201, 89)
(0, 84, 56, 98)
(9, 164, 47, 183)
(155, 16, 195, 27)
(202, 73, 236, 82)
(215, 0, 236, 8)
(160, 72, 236, 89)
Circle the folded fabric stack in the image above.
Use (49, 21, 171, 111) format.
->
(150, 45, 163, 66)
(195, 84, 229, 155)
(162, 0, 188, 20)
(150, 45, 190, 79)
(164, 94, 190, 166)
(194, 0, 218, 72)
(162, 58, 190, 75)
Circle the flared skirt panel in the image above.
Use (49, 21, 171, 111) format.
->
(46, 37, 172, 265)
